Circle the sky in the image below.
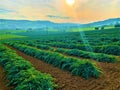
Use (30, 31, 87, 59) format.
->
(0, 0, 120, 23)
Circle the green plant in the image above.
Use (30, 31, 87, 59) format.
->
(8, 43, 102, 79)
(0, 45, 57, 90)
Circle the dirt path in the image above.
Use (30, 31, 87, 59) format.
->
(7, 45, 120, 90)
(0, 66, 13, 90)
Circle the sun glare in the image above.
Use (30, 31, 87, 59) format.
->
(66, 0, 75, 6)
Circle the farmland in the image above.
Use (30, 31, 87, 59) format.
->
(0, 30, 26, 41)
(0, 27, 120, 90)
(1, 0, 120, 89)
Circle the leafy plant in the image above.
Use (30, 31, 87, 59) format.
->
(9, 43, 102, 79)
(0, 45, 57, 90)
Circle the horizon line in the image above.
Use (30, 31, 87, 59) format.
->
(0, 17, 120, 24)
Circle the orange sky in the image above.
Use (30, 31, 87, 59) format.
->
(0, 0, 120, 23)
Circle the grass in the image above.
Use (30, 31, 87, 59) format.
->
(0, 30, 27, 34)
(0, 34, 26, 40)
(70, 27, 95, 32)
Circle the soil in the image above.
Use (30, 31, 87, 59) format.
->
(7, 45, 120, 90)
(0, 66, 13, 90)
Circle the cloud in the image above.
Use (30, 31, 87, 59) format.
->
(0, 8, 14, 14)
(46, 15, 71, 19)
(0, 0, 120, 23)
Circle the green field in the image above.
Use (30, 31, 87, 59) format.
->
(0, 34, 26, 40)
(0, 30, 27, 41)
(0, 27, 120, 90)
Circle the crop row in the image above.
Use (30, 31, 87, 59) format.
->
(32, 29, 120, 46)
(0, 45, 57, 90)
(7, 42, 118, 63)
(32, 43, 118, 63)
(25, 37, 120, 46)
(55, 48, 118, 63)
(45, 42, 120, 55)
(10, 35, 120, 56)
(8, 43, 102, 79)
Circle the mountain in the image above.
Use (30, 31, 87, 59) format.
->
(0, 19, 81, 30)
(0, 18, 120, 30)
(84, 18, 120, 27)
(0, 19, 56, 30)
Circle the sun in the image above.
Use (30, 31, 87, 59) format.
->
(66, 0, 75, 6)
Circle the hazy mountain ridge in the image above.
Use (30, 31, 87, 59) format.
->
(85, 18, 120, 27)
(0, 18, 120, 30)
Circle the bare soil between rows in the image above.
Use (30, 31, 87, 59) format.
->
(7, 45, 120, 90)
(0, 66, 13, 90)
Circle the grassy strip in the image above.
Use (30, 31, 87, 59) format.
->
(0, 45, 57, 90)
(8, 43, 102, 79)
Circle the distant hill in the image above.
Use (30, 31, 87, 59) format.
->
(0, 19, 56, 30)
(0, 18, 120, 30)
(84, 18, 120, 27)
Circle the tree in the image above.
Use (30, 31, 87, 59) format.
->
(101, 27, 104, 30)
(95, 27, 99, 30)
(115, 22, 120, 28)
